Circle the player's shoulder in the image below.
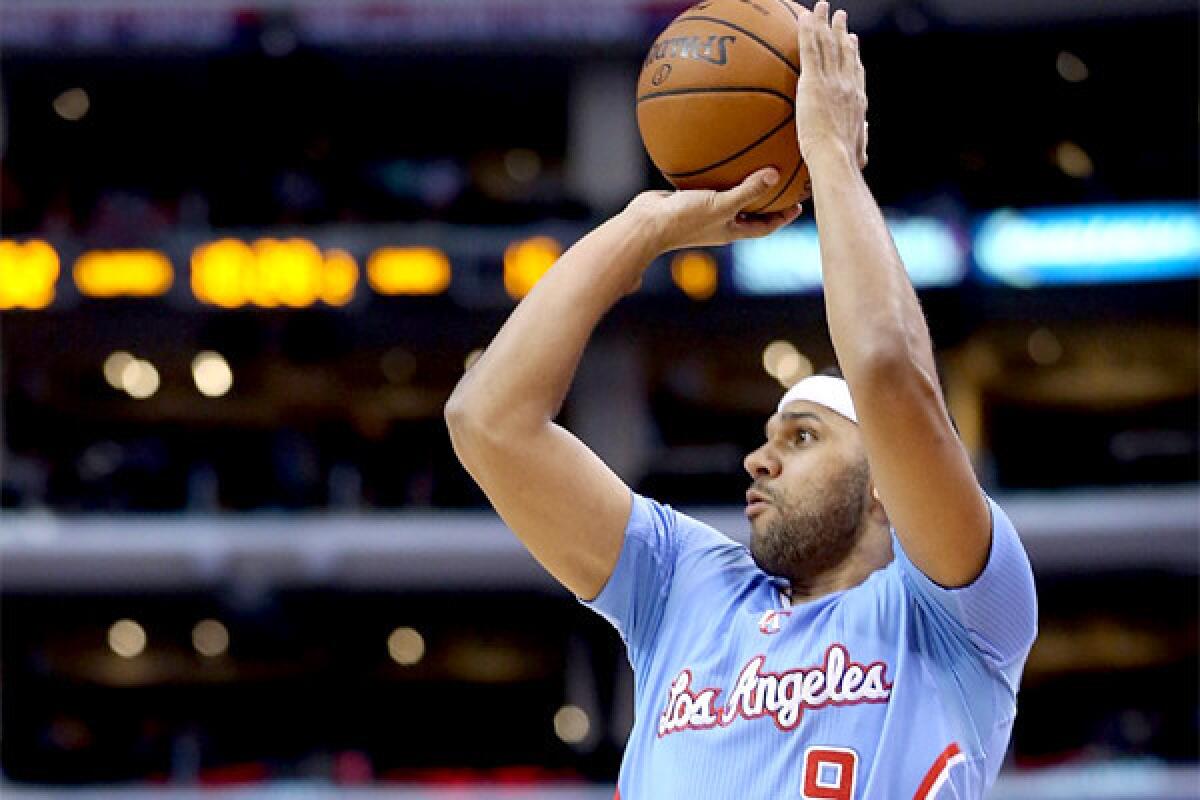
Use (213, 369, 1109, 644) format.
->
(632, 493, 742, 547)
(632, 494, 761, 579)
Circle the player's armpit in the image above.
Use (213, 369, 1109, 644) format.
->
(851, 357, 992, 589)
(445, 409, 631, 601)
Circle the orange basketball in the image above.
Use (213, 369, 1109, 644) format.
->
(636, 0, 808, 214)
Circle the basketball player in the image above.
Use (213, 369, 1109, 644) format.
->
(446, 2, 1036, 796)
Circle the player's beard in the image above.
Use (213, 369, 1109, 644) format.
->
(749, 457, 871, 590)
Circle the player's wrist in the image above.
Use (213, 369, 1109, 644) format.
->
(619, 196, 674, 258)
(800, 137, 860, 181)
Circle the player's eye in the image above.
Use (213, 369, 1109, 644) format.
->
(793, 428, 815, 444)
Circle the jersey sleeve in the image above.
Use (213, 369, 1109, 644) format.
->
(581, 491, 744, 671)
(893, 495, 1038, 669)
(580, 492, 680, 668)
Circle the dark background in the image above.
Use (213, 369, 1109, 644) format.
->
(1, 0, 1196, 793)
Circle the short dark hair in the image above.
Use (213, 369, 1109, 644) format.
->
(818, 364, 845, 380)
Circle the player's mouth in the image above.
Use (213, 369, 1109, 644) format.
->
(745, 489, 771, 519)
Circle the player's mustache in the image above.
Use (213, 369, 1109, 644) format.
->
(750, 482, 782, 505)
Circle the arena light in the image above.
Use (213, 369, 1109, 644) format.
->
(504, 236, 561, 299)
(387, 626, 425, 666)
(321, 248, 359, 306)
(103, 351, 135, 390)
(108, 619, 147, 659)
(53, 87, 90, 121)
(121, 358, 160, 399)
(192, 619, 229, 657)
(191, 238, 254, 308)
(1027, 328, 1063, 366)
(1054, 142, 1094, 180)
(104, 351, 161, 397)
(974, 204, 1200, 286)
(553, 705, 590, 744)
(1056, 51, 1089, 83)
(0, 239, 59, 310)
(367, 246, 452, 295)
(251, 238, 325, 307)
(191, 238, 359, 308)
(670, 250, 718, 300)
(73, 249, 173, 298)
(762, 340, 812, 388)
(732, 218, 963, 294)
(191, 351, 233, 397)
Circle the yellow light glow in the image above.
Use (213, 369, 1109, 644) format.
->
(255, 238, 324, 307)
(0, 239, 60, 310)
(108, 619, 147, 659)
(73, 250, 173, 298)
(368, 247, 451, 296)
(503, 236, 561, 299)
(192, 238, 359, 308)
(191, 238, 255, 308)
(322, 249, 359, 306)
(670, 250, 718, 300)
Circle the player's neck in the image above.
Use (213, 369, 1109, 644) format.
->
(786, 523, 893, 603)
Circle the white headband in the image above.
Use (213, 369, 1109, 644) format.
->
(776, 375, 858, 424)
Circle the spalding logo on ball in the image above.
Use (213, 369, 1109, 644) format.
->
(636, 0, 810, 213)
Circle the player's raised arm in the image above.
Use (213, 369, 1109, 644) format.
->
(795, 2, 991, 588)
(445, 171, 797, 600)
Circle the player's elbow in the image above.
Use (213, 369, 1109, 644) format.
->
(444, 382, 521, 463)
(447, 364, 549, 432)
(443, 385, 471, 434)
(854, 331, 916, 376)
(845, 313, 935, 382)
(444, 385, 486, 454)
(856, 301, 938, 369)
(846, 341, 928, 394)
(445, 395, 490, 478)
(444, 364, 493, 428)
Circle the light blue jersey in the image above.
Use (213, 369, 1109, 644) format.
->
(585, 493, 1037, 799)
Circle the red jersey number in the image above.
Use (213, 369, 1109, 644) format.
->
(802, 746, 859, 800)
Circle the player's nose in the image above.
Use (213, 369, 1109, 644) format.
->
(743, 444, 780, 480)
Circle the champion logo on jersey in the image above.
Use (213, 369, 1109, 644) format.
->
(758, 609, 792, 635)
(657, 643, 892, 737)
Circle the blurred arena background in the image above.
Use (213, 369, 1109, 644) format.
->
(0, 0, 1197, 797)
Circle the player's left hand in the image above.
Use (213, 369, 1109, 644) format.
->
(794, 1, 868, 169)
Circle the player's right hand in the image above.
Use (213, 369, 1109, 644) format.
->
(625, 167, 802, 257)
(794, 1, 869, 170)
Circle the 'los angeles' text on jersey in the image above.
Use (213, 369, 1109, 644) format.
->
(657, 643, 893, 737)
